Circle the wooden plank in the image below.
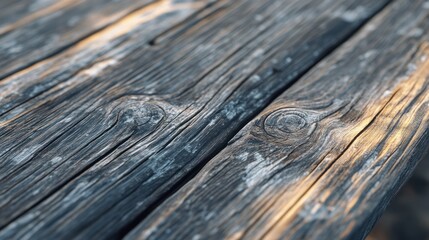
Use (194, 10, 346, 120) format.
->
(123, 1, 429, 239)
(0, 0, 161, 79)
(0, 0, 391, 239)
(0, 0, 219, 226)
(0, 0, 215, 118)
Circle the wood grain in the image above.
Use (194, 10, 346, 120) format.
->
(0, 0, 159, 79)
(0, 0, 212, 119)
(125, 0, 429, 239)
(0, 0, 391, 239)
(0, 0, 220, 229)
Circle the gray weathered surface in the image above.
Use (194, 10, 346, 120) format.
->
(125, 0, 429, 239)
(0, 0, 221, 224)
(0, 0, 158, 79)
(0, 0, 388, 239)
(2, 0, 429, 239)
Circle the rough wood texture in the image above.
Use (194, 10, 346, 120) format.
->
(0, 0, 220, 227)
(0, 0, 213, 118)
(125, 0, 429, 239)
(0, 0, 394, 239)
(2, 0, 429, 239)
(0, 0, 158, 79)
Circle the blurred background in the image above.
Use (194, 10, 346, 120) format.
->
(368, 151, 429, 240)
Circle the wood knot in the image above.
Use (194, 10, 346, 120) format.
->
(258, 108, 317, 143)
(114, 100, 165, 133)
(120, 103, 164, 126)
(264, 110, 307, 136)
(250, 100, 346, 145)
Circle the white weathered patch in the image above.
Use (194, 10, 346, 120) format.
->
(8, 45, 23, 54)
(12, 145, 41, 164)
(195, 43, 213, 53)
(271, 58, 279, 65)
(254, 152, 264, 162)
(4, 211, 39, 233)
(299, 202, 339, 220)
(207, 118, 217, 127)
(204, 211, 215, 221)
(67, 16, 80, 27)
(29, 0, 55, 12)
(29, 84, 46, 96)
(366, 23, 377, 31)
(382, 89, 392, 98)
(82, 59, 118, 77)
(61, 117, 73, 123)
(254, 14, 263, 22)
(252, 48, 265, 57)
(0, 40, 23, 54)
(336, 6, 367, 22)
(237, 152, 249, 161)
(399, 28, 423, 37)
(51, 156, 63, 164)
(31, 190, 41, 198)
(409, 28, 424, 37)
(424, 1, 429, 9)
(258, 22, 270, 31)
(192, 234, 202, 240)
(224, 109, 236, 120)
(406, 63, 418, 76)
(250, 74, 261, 83)
(250, 89, 263, 99)
(340, 75, 351, 83)
(124, 115, 135, 124)
(184, 143, 197, 154)
(359, 49, 378, 60)
(245, 153, 274, 187)
(63, 181, 91, 203)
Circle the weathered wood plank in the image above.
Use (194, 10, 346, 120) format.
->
(0, 0, 160, 79)
(0, 0, 214, 119)
(124, 1, 429, 239)
(0, 0, 218, 226)
(0, 0, 390, 239)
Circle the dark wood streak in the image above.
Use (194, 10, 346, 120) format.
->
(124, 1, 429, 239)
(0, 0, 392, 239)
